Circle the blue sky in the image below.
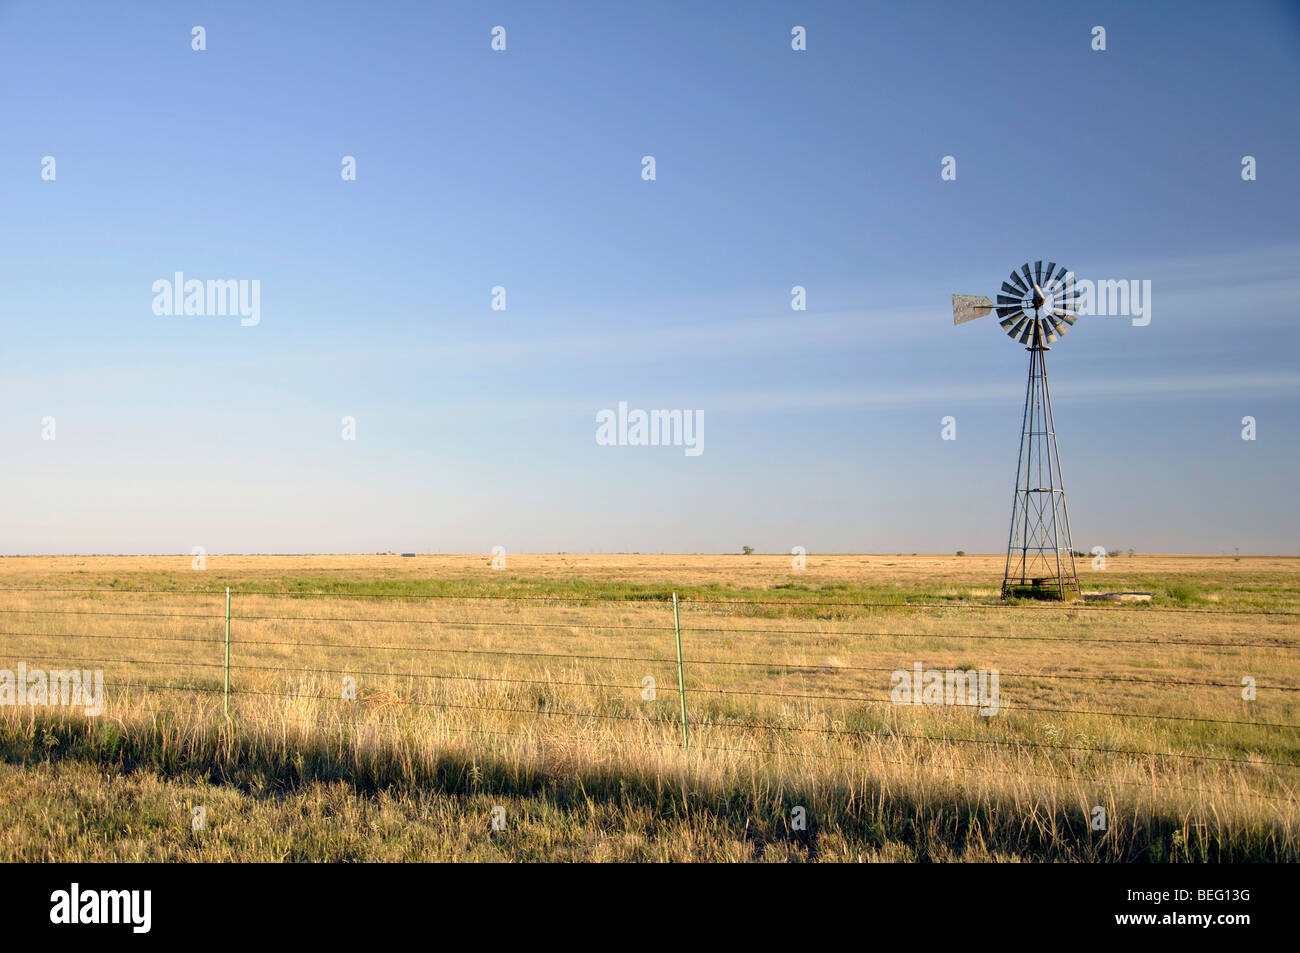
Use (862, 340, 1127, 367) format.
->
(2, 0, 1297, 555)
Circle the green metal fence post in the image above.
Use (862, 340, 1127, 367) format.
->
(224, 587, 231, 719)
(672, 591, 689, 748)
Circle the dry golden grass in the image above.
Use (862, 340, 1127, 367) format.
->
(0, 554, 1296, 860)
(2, 551, 1292, 587)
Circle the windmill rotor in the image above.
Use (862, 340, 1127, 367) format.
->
(956, 261, 1081, 348)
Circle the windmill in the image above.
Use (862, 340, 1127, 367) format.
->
(953, 261, 1082, 600)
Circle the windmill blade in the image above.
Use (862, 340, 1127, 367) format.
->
(1007, 269, 1028, 294)
(1006, 315, 1030, 338)
(996, 294, 1023, 306)
(1033, 261, 1043, 286)
(1000, 281, 1023, 296)
(952, 294, 994, 325)
(1046, 314, 1067, 337)
(1017, 320, 1036, 345)
(1044, 262, 1057, 288)
(1021, 263, 1034, 287)
(1052, 309, 1077, 325)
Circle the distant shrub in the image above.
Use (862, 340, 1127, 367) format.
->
(1167, 583, 1202, 604)
(956, 551, 966, 557)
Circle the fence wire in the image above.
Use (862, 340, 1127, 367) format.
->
(1, 586, 1296, 805)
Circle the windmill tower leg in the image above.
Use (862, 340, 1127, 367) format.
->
(1040, 349, 1081, 598)
(1001, 344, 1080, 600)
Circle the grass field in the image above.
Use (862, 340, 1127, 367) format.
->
(0, 553, 1296, 861)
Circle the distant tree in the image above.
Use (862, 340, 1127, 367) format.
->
(741, 545, 755, 556)
(955, 550, 966, 557)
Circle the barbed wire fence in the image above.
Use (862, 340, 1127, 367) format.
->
(0, 585, 1297, 804)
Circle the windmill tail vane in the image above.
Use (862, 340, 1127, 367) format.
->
(952, 261, 1083, 601)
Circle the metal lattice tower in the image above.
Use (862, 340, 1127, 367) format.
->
(1001, 325, 1079, 598)
(952, 261, 1083, 600)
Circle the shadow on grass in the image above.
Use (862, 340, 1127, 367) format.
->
(1, 712, 1291, 862)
